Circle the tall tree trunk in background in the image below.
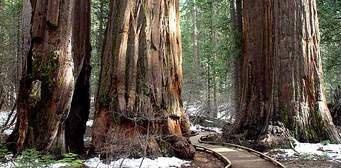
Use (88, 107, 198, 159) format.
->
(207, 60, 212, 116)
(16, 11, 22, 94)
(21, 0, 31, 73)
(211, 1, 218, 119)
(65, 0, 91, 154)
(191, 0, 200, 98)
(97, 0, 105, 52)
(95, 0, 106, 70)
(7, 0, 32, 152)
(192, 0, 199, 70)
(0, 1, 3, 110)
(92, 0, 194, 159)
(207, 2, 213, 117)
(230, 0, 242, 116)
(225, 0, 341, 146)
(8, 0, 78, 153)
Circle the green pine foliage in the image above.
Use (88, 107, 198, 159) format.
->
(181, 0, 234, 108)
(0, 148, 83, 168)
(15, 149, 55, 168)
(318, 0, 341, 97)
(58, 153, 83, 167)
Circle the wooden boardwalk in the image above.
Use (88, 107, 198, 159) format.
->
(190, 133, 285, 168)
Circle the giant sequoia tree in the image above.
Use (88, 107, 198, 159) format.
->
(92, 0, 194, 159)
(8, 0, 91, 153)
(225, 0, 341, 146)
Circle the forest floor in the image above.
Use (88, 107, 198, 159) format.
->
(0, 111, 225, 168)
(266, 126, 341, 168)
(280, 160, 341, 168)
(1, 110, 341, 167)
(268, 149, 341, 168)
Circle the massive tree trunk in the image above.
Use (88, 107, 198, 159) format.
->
(7, 0, 81, 153)
(92, 0, 194, 159)
(225, 0, 341, 146)
(65, 0, 91, 154)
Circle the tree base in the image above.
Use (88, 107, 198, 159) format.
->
(92, 121, 195, 160)
(223, 122, 292, 151)
(162, 135, 196, 159)
(94, 135, 195, 160)
(257, 123, 291, 149)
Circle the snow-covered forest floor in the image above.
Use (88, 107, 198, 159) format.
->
(0, 107, 225, 168)
(1, 107, 341, 168)
(0, 111, 192, 168)
(184, 103, 341, 167)
(268, 139, 341, 160)
(267, 137, 341, 167)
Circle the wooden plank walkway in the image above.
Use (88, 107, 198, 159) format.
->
(190, 133, 284, 168)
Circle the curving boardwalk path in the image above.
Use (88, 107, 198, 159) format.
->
(190, 133, 285, 168)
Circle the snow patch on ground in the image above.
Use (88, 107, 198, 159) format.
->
(190, 124, 222, 134)
(0, 111, 15, 135)
(0, 156, 190, 168)
(86, 119, 94, 127)
(49, 163, 69, 168)
(217, 104, 233, 121)
(2, 129, 13, 135)
(84, 136, 92, 143)
(84, 157, 191, 168)
(269, 139, 341, 160)
(0, 111, 10, 125)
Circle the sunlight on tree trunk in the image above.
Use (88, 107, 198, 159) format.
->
(65, 0, 91, 154)
(92, 0, 194, 159)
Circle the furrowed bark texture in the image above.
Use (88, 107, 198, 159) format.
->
(8, 0, 80, 153)
(65, 0, 91, 154)
(227, 0, 341, 145)
(92, 0, 194, 159)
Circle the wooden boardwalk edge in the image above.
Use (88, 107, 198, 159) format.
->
(190, 133, 287, 168)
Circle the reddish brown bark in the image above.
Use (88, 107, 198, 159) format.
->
(7, 0, 89, 153)
(225, 0, 341, 146)
(92, 0, 194, 159)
